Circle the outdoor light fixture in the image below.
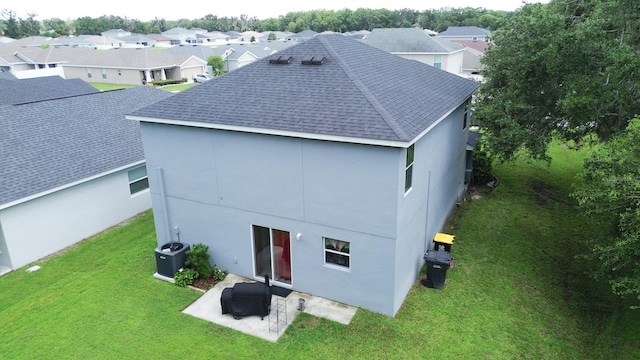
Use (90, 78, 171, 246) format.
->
(296, 233, 302, 241)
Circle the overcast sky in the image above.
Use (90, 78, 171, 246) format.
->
(7, 0, 550, 22)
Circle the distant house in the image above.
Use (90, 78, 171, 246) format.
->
(59, 47, 207, 84)
(258, 31, 291, 42)
(161, 27, 201, 45)
(0, 74, 97, 105)
(286, 30, 318, 42)
(0, 45, 66, 78)
(165, 43, 294, 72)
(127, 34, 478, 316)
(0, 83, 173, 274)
(437, 26, 492, 42)
(147, 34, 173, 48)
(101, 29, 132, 38)
(362, 28, 466, 76)
(49, 35, 124, 50)
(119, 34, 157, 48)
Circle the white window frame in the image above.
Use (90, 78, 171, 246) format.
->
(86, 68, 92, 78)
(324, 238, 350, 270)
(102, 68, 107, 79)
(127, 165, 149, 195)
(405, 144, 415, 194)
(433, 54, 442, 69)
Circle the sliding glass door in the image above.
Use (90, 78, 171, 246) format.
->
(252, 225, 292, 285)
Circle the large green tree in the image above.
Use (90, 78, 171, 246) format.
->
(474, 0, 640, 161)
(572, 118, 640, 307)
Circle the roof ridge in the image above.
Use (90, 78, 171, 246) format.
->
(318, 36, 409, 142)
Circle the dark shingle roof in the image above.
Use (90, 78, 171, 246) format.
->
(0, 76, 98, 105)
(130, 34, 478, 144)
(0, 87, 173, 206)
(363, 28, 465, 53)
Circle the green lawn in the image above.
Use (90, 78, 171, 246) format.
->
(1, 143, 638, 359)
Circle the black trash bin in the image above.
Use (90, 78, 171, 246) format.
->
(423, 249, 453, 289)
(155, 242, 190, 278)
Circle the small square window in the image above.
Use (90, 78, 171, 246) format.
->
(405, 144, 415, 193)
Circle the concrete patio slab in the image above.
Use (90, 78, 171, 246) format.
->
(180, 273, 357, 342)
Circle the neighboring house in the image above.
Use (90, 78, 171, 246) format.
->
(258, 31, 291, 42)
(345, 30, 371, 40)
(49, 35, 124, 49)
(4, 36, 51, 47)
(0, 84, 173, 275)
(58, 47, 207, 84)
(119, 34, 157, 48)
(362, 28, 466, 75)
(165, 43, 293, 72)
(146, 34, 174, 48)
(0, 45, 66, 78)
(0, 36, 16, 44)
(286, 30, 318, 42)
(101, 29, 132, 38)
(161, 27, 201, 45)
(127, 34, 478, 316)
(437, 26, 492, 42)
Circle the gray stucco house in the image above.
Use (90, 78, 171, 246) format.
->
(0, 83, 172, 275)
(128, 34, 478, 316)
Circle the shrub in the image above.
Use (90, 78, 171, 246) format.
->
(212, 265, 228, 282)
(472, 147, 494, 185)
(174, 268, 198, 287)
(185, 243, 213, 279)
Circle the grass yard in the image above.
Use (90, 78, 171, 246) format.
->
(89, 82, 138, 91)
(1, 143, 639, 359)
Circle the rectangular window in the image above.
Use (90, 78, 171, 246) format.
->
(463, 99, 470, 130)
(324, 238, 350, 269)
(102, 68, 107, 79)
(433, 55, 442, 69)
(86, 68, 92, 78)
(128, 165, 149, 194)
(405, 144, 415, 193)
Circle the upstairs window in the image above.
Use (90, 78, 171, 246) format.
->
(433, 55, 442, 69)
(463, 99, 470, 130)
(405, 144, 415, 193)
(86, 68, 92, 78)
(102, 68, 107, 79)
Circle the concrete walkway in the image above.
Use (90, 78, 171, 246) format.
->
(181, 273, 357, 342)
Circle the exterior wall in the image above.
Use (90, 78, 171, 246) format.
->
(392, 103, 468, 314)
(0, 167, 151, 270)
(393, 52, 464, 75)
(140, 105, 469, 316)
(63, 66, 144, 85)
(140, 123, 401, 315)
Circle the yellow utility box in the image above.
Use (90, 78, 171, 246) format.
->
(433, 233, 455, 252)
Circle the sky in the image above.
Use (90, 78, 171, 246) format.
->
(6, 0, 550, 22)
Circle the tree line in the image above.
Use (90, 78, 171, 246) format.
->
(1, 7, 510, 38)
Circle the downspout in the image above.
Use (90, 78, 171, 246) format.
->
(157, 167, 172, 243)
(424, 170, 432, 253)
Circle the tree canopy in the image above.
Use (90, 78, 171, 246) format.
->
(1, 7, 510, 38)
(572, 118, 640, 306)
(474, 0, 640, 161)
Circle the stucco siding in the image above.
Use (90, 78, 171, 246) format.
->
(0, 169, 151, 270)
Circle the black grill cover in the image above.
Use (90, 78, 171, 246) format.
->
(220, 277, 272, 319)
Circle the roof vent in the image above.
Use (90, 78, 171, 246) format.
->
(301, 56, 326, 65)
(269, 55, 293, 64)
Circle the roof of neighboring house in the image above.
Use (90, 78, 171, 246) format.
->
(161, 27, 195, 36)
(363, 28, 466, 53)
(452, 40, 489, 53)
(0, 36, 16, 44)
(461, 47, 484, 72)
(0, 71, 17, 80)
(9, 46, 205, 69)
(286, 30, 318, 39)
(49, 35, 123, 47)
(129, 34, 479, 146)
(5, 36, 52, 47)
(438, 26, 492, 37)
(0, 75, 98, 105)
(146, 34, 173, 41)
(0, 86, 173, 207)
(258, 31, 291, 40)
(119, 34, 156, 44)
(164, 43, 292, 62)
(468, 131, 483, 149)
